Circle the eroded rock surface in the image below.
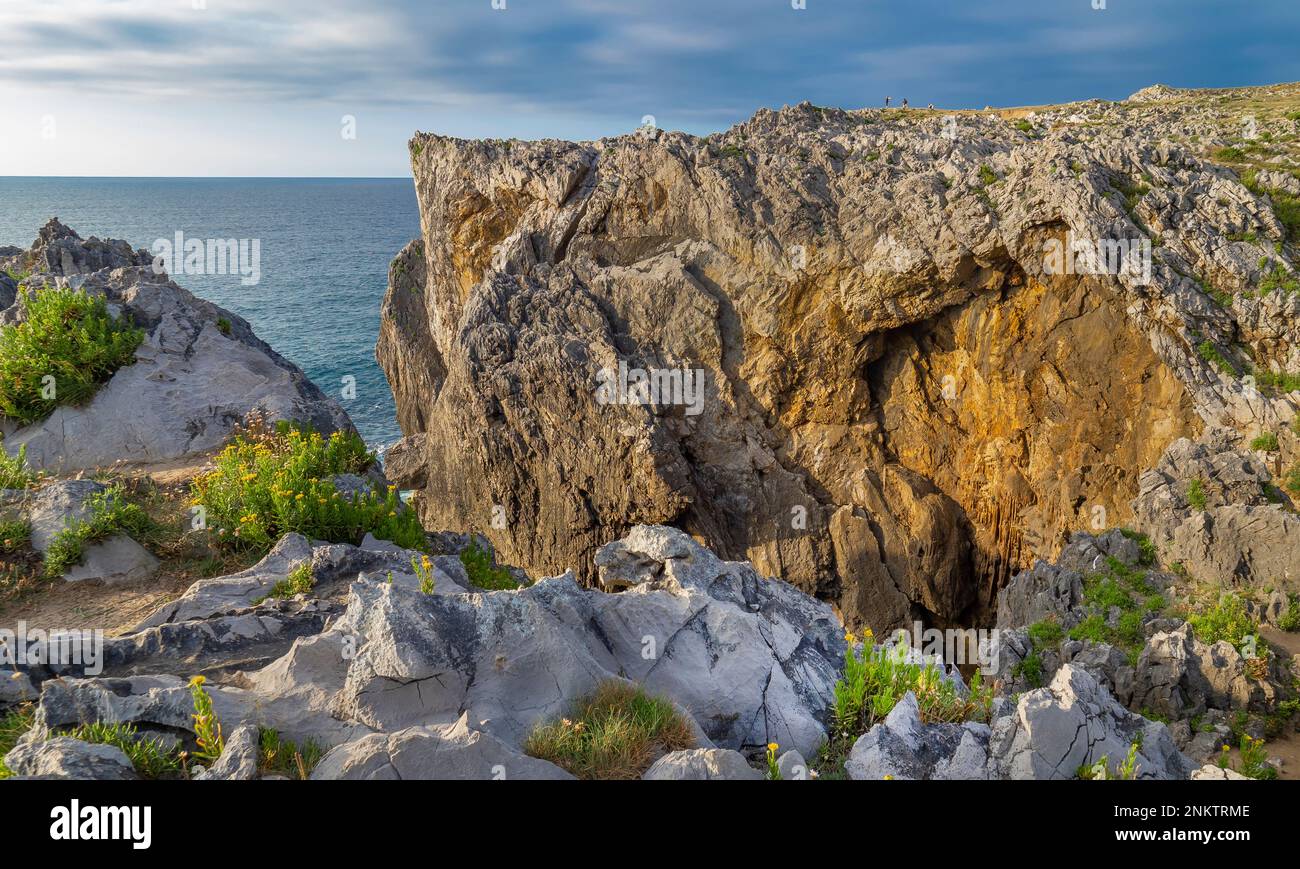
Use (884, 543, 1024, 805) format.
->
(0, 219, 351, 474)
(379, 86, 1300, 631)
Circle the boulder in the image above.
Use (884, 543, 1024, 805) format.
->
(3, 736, 138, 780)
(846, 692, 996, 781)
(990, 665, 1196, 780)
(194, 723, 261, 781)
(311, 715, 574, 780)
(641, 749, 763, 781)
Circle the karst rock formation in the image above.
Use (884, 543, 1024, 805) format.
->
(378, 84, 1300, 633)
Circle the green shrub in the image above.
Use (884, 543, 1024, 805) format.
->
(1012, 650, 1044, 688)
(1119, 528, 1158, 566)
(523, 681, 695, 780)
(831, 641, 992, 743)
(1187, 593, 1260, 654)
(1196, 340, 1235, 376)
(1078, 742, 1141, 780)
(0, 443, 35, 490)
(1069, 613, 1111, 644)
(1250, 431, 1280, 452)
(1253, 367, 1300, 396)
(257, 727, 323, 779)
(1187, 478, 1208, 511)
(1213, 145, 1247, 163)
(0, 286, 144, 425)
(66, 721, 183, 779)
(0, 704, 35, 779)
(1279, 595, 1300, 632)
(0, 519, 30, 554)
(978, 165, 999, 186)
(1259, 264, 1300, 297)
(191, 418, 425, 555)
(459, 538, 518, 590)
(1027, 618, 1064, 647)
(43, 484, 154, 578)
(254, 562, 313, 603)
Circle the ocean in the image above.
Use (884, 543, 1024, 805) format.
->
(0, 176, 419, 454)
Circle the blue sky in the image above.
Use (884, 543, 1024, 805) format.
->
(2, 0, 1297, 177)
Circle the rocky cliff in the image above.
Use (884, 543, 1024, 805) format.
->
(378, 83, 1300, 632)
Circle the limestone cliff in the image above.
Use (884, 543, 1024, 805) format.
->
(378, 83, 1300, 632)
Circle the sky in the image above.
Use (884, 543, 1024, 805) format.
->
(1, 0, 1297, 177)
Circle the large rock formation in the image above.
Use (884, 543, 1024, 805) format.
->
(378, 85, 1300, 632)
(0, 219, 351, 474)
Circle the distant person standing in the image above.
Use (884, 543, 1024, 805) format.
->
(884, 96, 891, 107)
(901, 98, 909, 109)
(927, 103, 934, 109)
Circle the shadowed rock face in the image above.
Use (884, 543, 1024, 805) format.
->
(378, 87, 1300, 632)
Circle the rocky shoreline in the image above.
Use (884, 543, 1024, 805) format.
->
(3, 82, 1300, 781)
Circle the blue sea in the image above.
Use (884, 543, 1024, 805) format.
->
(0, 177, 419, 453)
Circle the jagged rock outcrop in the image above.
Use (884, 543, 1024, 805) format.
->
(5, 525, 846, 777)
(0, 219, 351, 473)
(379, 86, 1300, 632)
(1131, 428, 1300, 587)
(844, 666, 1196, 780)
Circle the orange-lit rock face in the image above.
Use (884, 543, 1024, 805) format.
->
(381, 95, 1296, 634)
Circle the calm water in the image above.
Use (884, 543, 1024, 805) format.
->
(0, 177, 419, 453)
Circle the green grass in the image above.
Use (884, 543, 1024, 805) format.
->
(0, 519, 31, 554)
(459, 538, 518, 590)
(215, 317, 232, 336)
(1250, 431, 1280, 452)
(1187, 593, 1261, 655)
(977, 165, 999, 186)
(253, 562, 313, 603)
(1196, 340, 1236, 376)
(1119, 528, 1158, 566)
(1279, 595, 1300, 632)
(1252, 367, 1300, 396)
(191, 417, 425, 555)
(718, 143, 747, 160)
(0, 704, 35, 780)
(1011, 650, 1044, 688)
(1026, 618, 1064, 647)
(523, 681, 696, 780)
(66, 721, 183, 779)
(821, 640, 994, 776)
(1258, 263, 1300, 296)
(0, 286, 144, 425)
(1187, 478, 1208, 511)
(43, 484, 155, 578)
(257, 727, 323, 779)
(0, 443, 36, 490)
(1068, 557, 1164, 663)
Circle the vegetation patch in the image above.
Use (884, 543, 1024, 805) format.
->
(1249, 431, 1279, 452)
(1186, 593, 1261, 655)
(1187, 478, 1208, 511)
(459, 538, 518, 590)
(43, 484, 155, 578)
(523, 681, 695, 780)
(1196, 340, 1236, 376)
(0, 286, 144, 426)
(253, 562, 313, 603)
(191, 416, 425, 555)
(258, 727, 323, 779)
(66, 721, 184, 779)
(0, 703, 35, 780)
(0, 443, 36, 490)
